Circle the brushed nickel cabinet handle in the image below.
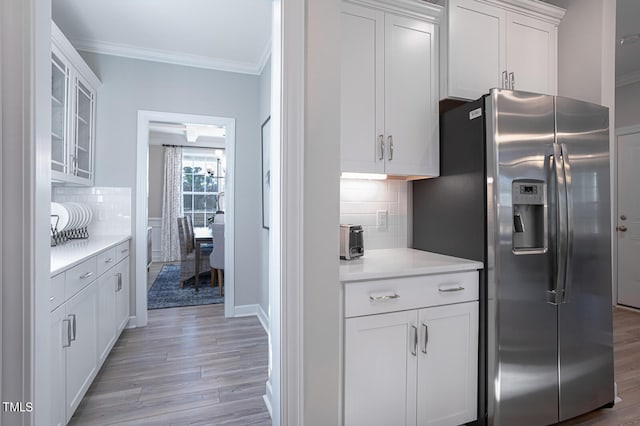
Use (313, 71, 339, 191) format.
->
(422, 323, 429, 354)
(104, 258, 114, 264)
(410, 325, 418, 356)
(379, 134, 385, 161)
(80, 271, 93, 279)
(69, 314, 77, 341)
(369, 293, 400, 302)
(63, 319, 72, 348)
(388, 135, 393, 161)
(509, 72, 515, 90)
(502, 70, 508, 89)
(438, 285, 465, 293)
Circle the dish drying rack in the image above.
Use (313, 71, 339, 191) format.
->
(51, 214, 89, 246)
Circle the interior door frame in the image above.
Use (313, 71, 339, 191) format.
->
(135, 111, 236, 325)
(613, 124, 640, 305)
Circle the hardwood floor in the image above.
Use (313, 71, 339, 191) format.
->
(560, 306, 640, 425)
(69, 304, 640, 425)
(69, 304, 271, 426)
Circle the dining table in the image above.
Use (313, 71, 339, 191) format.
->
(193, 226, 213, 291)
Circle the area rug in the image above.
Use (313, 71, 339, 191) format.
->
(148, 264, 224, 310)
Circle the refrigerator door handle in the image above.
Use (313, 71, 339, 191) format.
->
(561, 144, 574, 303)
(552, 144, 568, 305)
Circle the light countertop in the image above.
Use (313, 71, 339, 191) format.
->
(340, 248, 483, 282)
(51, 234, 131, 276)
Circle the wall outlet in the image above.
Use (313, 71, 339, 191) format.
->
(376, 210, 388, 229)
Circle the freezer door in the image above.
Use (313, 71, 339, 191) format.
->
(555, 97, 614, 421)
(486, 89, 559, 426)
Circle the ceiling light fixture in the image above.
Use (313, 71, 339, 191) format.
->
(620, 33, 640, 46)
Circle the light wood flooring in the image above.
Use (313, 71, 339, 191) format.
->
(68, 302, 640, 425)
(69, 304, 271, 426)
(560, 306, 640, 425)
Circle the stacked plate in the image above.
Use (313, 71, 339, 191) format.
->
(51, 202, 93, 233)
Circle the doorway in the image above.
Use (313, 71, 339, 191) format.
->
(616, 126, 640, 308)
(136, 111, 236, 324)
(146, 120, 229, 309)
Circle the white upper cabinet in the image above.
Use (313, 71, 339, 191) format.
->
(51, 21, 100, 185)
(440, 0, 564, 100)
(340, 0, 441, 177)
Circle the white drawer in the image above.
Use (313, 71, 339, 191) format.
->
(96, 247, 117, 276)
(65, 256, 98, 299)
(115, 240, 130, 263)
(344, 271, 478, 318)
(50, 273, 65, 312)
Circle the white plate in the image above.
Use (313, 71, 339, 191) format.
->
(64, 202, 79, 230)
(51, 202, 69, 232)
(78, 203, 90, 228)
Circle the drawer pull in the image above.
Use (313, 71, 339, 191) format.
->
(369, 293, 400, 302)
(105, 258, 114, 263)
(79, 272, 93, 279)
(50, 296, 56, 302)
(121, 249, 129, 254)
(438, 285, 465, 293)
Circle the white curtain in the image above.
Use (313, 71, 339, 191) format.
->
(161, 146, 183, 262)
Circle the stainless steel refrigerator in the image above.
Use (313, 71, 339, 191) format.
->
(413, 89, 614, 425)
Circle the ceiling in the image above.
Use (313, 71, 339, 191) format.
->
(53, 0, 639, 84)
(52, 0, 272, 75)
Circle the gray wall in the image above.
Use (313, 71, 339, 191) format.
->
(616, 81, 640, 128)
(148, 145, 164, 218)
(259, 58, 271, 316)
(82, 52, 264, 311)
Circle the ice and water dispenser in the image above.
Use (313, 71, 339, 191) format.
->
(512, 179, 547, 253)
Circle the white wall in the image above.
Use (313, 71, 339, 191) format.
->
(259, 58, 271, 317)
(616, 81, 640, 128)
(81, 52, 264, 311)
(304, 0, 341, 424)
(147, 145, 164, 218)
(340, 179, 409, 249)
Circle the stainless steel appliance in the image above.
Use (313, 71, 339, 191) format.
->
(413, 89, 614, 425)
(340, 224, 364, 260)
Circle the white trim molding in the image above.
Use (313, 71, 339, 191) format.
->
(234, 304, 269, 334)
(135, 111, 237, 327)
(73, 38, 268, 76)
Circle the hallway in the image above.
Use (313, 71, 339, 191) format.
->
(69, 304, 270, 425)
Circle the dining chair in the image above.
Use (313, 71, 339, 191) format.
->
(209, 222, 225, 296)
(177, 217, 209, 288)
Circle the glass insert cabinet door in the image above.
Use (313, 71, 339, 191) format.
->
(51, 51, 69, 173)
(74, 78, 94, 179)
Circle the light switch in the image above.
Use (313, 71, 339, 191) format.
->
(377, 210, 388, 230)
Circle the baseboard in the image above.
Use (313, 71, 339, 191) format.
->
(264, 380, 273, 418)
(126, 316, 138, 329)
(234, 304, 270, 334)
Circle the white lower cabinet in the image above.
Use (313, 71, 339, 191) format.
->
(96, 270, 117, 364)
(51, 238, 130, 424)
(65, 282, 99, 419)
(344, 272, 479, 426)
(345, 310, 418, 426)
(417, 302, 479, 426)
(115, 257, 130, 333)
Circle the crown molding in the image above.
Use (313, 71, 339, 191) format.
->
(257, 39, 272, 75)
(71, 38, 265, 75)
(616, 70, 640, 88)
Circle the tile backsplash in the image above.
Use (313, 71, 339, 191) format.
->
(53, 186, 132, 236)
(340, 179, 410, 249)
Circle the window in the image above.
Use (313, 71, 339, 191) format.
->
(182, 149, 225, 227)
